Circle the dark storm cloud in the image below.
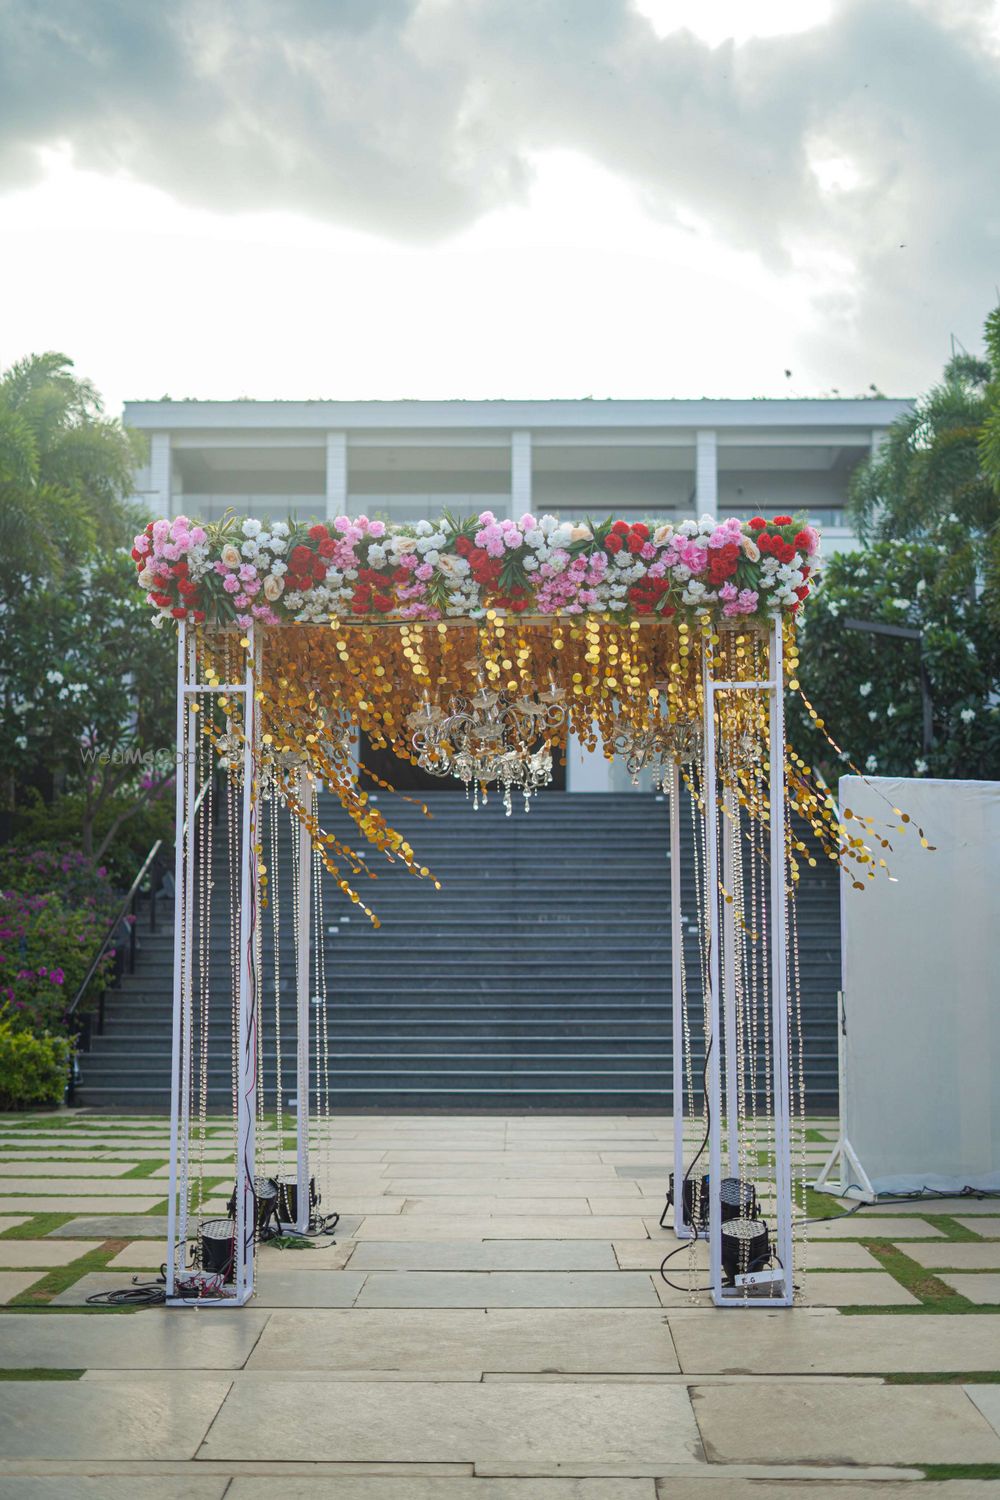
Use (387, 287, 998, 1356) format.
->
(1, 0, 998, 381)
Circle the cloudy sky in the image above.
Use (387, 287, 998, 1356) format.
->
(1, 0, 998, 413)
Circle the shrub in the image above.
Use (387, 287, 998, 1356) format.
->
(0, 1017, 70, 1109)
(0, 889, 114, 1034)
(8, 789, 175, 890)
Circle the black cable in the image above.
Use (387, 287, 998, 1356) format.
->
(660, 1036, 713, 1232)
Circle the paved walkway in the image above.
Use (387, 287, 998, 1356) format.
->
(0, 1111, 999, 1495)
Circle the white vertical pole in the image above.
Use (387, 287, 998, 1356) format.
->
(325, 432, 348, 522)
(234, 629, 260, 1303)
(702, 639, 724, 1304)
(669, 761, 688, 1237)
(178, 629, 197, 1239)
(166, 622, 188, 1297)
(722, 786, 739, 1174)
(510, 431, 532, 520)
(295, 768, 313, 1233)
(768, 620, 794, 1303)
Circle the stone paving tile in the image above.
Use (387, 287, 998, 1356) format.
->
(939, 1274, 1000, 1302)
(0, 1177, 169, 1195)
(0, 1160, 138, 1176)
(354, 1271, 660, 1308)
(199, 1379, 702, 1467)
(0, 1379, 231, 1459)
(958, 1216, 1000, 1235)
(691, 1380, 1000, 1464)
(248, 1308, 680, 1375)
(383, 1153, 605, 1165)
(655, 1486, 997, 1500)
(49, 1215, 171, 1238)
(353, 1216, 648, 1241)
(616, 1241, 707, 1272)
(801, 1215, 945, 1238)
(906, 1241, 1000, 1269)
(0, 1216, 30, 1232)
(669, 1308, 1000, 1373)
(0, 1271, 43, 1302)
(0, 1311, 270, 1368)
(348, 1242, 617, 1272)
(0, 1238, 105, 1267)
(967, 1382, 1000, 1437)
(387, 1179, 635, 1197)
(227, 1481, 657, 1499)
(400, 1198, 594, 1217)
(0, 1480, 230, 1500)
(381, 1164, 624, 1180)
(0, 1195, 163, 1213)
(797, 1271, 919, 1305)
(860, 1197, 1000, 1215)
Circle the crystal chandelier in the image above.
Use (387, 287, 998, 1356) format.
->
(613, 692, 702, 791)
(406, 683, 566, 814)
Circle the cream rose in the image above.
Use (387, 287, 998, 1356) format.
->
(740, 536, 761, 563)
(221, 543, 242, 569)
(653, 523, 674, 547)
(568, 524, 592, 543)
(263, 574, 285, 601)
(436, 554, 466, 581)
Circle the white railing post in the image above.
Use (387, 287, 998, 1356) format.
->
(669, 761, 690, 1238)
(768, 620, 794, 1299)
(702, 636, 724, 1302)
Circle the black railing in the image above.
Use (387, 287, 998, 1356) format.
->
(66, 777, 213, 1073)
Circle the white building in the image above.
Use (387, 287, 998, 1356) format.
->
(124, 396, 911, 790)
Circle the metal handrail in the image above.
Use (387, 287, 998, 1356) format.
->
(66, 775, 213, 1028)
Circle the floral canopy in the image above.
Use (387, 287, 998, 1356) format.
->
(133, 508, 818, 630)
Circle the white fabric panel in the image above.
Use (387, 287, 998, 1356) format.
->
(840, 776, 1000, 1195)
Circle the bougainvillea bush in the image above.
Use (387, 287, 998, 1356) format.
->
(0, 868, 116, 1035)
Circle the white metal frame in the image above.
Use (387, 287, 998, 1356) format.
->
(699, 619, 795, 1306)
(165, 626, 314, 1305)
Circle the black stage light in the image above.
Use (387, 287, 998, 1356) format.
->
(721, 1217, 771, 1285)
(276, 1173, 319, 1227)
(718, 1177, 759, 1223)
(199, 1218, 236, 1282)
(226, 1176, 280, 1240)
(667, 1172, 710, 1229)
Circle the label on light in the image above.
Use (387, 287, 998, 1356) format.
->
(735, 1268, 785, 1290)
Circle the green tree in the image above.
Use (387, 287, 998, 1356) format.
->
(0, 549, 175, 858)
(0, 351, 143, 592)
(797, 539, 1000, 782)
(848, 345, 999, 620)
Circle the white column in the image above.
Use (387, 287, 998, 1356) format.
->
(325, 432, 348, 521)
(695, 430, 717, 520)
(234, 631, 260, 1305)
(149, 433, 172, 516)
(511, 431, 532, 519)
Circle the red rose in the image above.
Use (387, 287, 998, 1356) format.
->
(758, 534, 772, 553)
(611, 520, 630, 536)
(626, 532, 645, 553)
(298, 574, 313, 590)
(605, 533, 624, 553)
(801, 564, 811, 579)
(630, 522, 650, 541)
(772, 515, 792, 526)
(152, 592, 173, 608)
(171, 607, 186, 619)
(633, 602, 653, 615)
(192, 610, 206, 623)
(794, 531, 811, 551)
(660, 604, 677, 618)
(308, 523, 329, 541)
(392, 567, 409, 584)
(318, 537, 337, 558)
(131, 548, 144, 562)
(373, 593, 392, 612)
(290, 545, 312, 570)
(455, 535, 473, 557)
(311, 553, 326, 579)
(795, 585, 809, 600)
(748, 517, 767, 531)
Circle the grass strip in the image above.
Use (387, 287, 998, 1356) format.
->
(886, 1371, 1000, 1384)
(833, 1240, 992, 1314)
(8, 1238, 129, 1307)
(120, 1161, 169, 1179)
(0, 1367, 83, 1379)
(0, 1214, 76, 1241)
(920, 1465, 1000, 1481)
(921, 1214, 985, 1242)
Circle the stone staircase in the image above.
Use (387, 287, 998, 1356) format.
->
(76, 790, 840, 1110)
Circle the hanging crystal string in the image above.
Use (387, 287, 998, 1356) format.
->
(196, 688, 213, 1229)
(269, 790, 285, 1189)
(225, 635, 241, 1228)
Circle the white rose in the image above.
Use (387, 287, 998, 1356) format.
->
(271, 521, 289, 537)
(415, 520, 433, 536)
(437, 554, 467, 582)
(263, 575, 285, 601)
(242, 519, 262, 537)
(137, 566, 156, 588)
(267, 536, 286, 554)
(424, 550, 440, 565)
(221, 544, 242, 569)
